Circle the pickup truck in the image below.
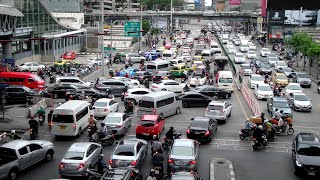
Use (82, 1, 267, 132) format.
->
(0, 140, 54, 180)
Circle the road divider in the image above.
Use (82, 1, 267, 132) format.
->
(241, 85, 261, 116)
(28, 98, 54, 118)
(210, 158, 236, 180)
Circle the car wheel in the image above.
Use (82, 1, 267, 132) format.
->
(161, 89, 167, 91)
(8, 168, 18, 180)
(292, 105, 296, 111)
(176, 107, 181, 114)
(45, 150, 54, 161)
(53, 93, 58, 99)
(76, 128, 82, 137)
(182, 102, 188, 108)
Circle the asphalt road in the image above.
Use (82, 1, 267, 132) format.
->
(14, 22, 319, 180)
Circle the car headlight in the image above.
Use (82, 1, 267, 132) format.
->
(296, 160, 302, 167)
(295, 104, 302, 107)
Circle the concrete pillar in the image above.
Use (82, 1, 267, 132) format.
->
(19, 41, 23, 54)
(53, 39, 56, 56)
(62, 38, 65, 53)
(175, 18, 179, 29)
(2, 42, 13, 59)
(59, 38, 62, 54)
(44, 40, 47, 56)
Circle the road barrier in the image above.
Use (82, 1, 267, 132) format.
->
(27, 98, 54, 118)
(241, 84, 261, 116)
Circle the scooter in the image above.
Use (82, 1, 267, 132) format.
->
(239, 129, 253, 141)
(162, 132, 182, 150)
(252, 135, 267, 150)
(29, 127, 38, 140)
(38, 115, 45, 126)
(89, 131, 115, 146)
(275, 124, 294, 135)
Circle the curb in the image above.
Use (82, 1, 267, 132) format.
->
(210, 158, 236, 180)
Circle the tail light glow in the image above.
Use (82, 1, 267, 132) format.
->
(73, 123, 76, 130)
(190, 160, 196, 164)
(77, 163, 85, 170)
(131, 160, 137, 166)
(153, 109, 156, 114)
(187, 129, 190, 134)
(152, 85, 158, 88)
(59, 163, 64, 169)
(168, 159, 174, 163)
(109, 159, 113, 164)
(124, 93, 128, 96)
(205, 131, 210, 136)
(104, 108, 108, 112)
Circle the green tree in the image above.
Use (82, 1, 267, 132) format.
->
(142, 19, 151, 33)
(139, 0, 183, 10)
(287, 32, 312, 54)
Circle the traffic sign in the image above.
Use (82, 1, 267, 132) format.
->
(124, 32, 140, 37)
(104, 47, 116, 51)
(124, 21, 141, 37)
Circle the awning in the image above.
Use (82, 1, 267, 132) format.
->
(0, 5, 24, 17)
(268, 34, 284, 39)
(42, 29, 87, 39)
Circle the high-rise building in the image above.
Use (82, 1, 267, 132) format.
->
(84, 0, 140, 12)
(240, 0, 260, 12)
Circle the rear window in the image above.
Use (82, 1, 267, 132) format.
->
(138, 100, 154, 108)
(0, 147, 18, 159)
(52, 114, 74, 123)
(208, 105, 224, 111)
(64, 151, 84, 160)
(191, 120, 208, 128)
(139, 120, 155, 127)
(171, 146, 193, 156)
(94, 101, 108, 107)
(219, 78, 233, 83)
(114, 148, 135, 156)
(105, 117, 121, 123)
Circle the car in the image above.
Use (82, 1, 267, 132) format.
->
(103, 112, 132, 136)
(126, 53, 146, 63)
(248, 42, 256, 50)
(186, 117, 217, 142)
(169, 59, 185, 66)
(182, 47, 191, 54)
(234, 53, 245, 64)
(131, 71, 153, 83)
(239, 44, 249, 52)
(291, 72, 312, 88)
(169, 171, 202, 180)
(226, 44, 234, 50)
(93, 98, 119, 118)
(135, 114, 165, 138)
(275, 61, 288, 72)
(260, 48, 271, 57)
(272, 73, 289, 87)
(246, 50, 256, 59)
(267, 97, 292, 117)
(189, 73, 207, 86)
(240, 64, 252, 76)
(62, 51, 76, 60)
(193, 85, 232, 99)
(111, 77, 140, 88)
(65, 88, 109, 100)
(248, 74, 264, 89)
(109, 138, 148, 169)
(255, 84, 273, 100)
(292, 133, 320, 176)
(256, 62, 272, 75)
(123, 87, 152, 104)
(205, 100, 232, 123)
(120, 67, 139, 77)
(100, 168, 143, 180)
(181, 53, 192, 62)
(287, 92, 312, 112)
(150, 80, 184, 93)
(277, 67, 294, 77)
(86, 58, 108, 66)
(4, 85, 41, 104)
(59, 142, 101, 177)
(284, 83, 303, 96)
(55, 76, 92, 88)
(94, 80, 128, 96)
(180, 92, 213, 108)
(144, 50, 162, 60)
(54, 59, 80, 67)
(266, 53, 278, 66)
(227, 46, 237, 54)
(153, 71, 174, 82)
(233, 39, 240, 46)
(19, 62, 45, 72)
(168, 139, 199, 172)
(45, 84, 79, 99)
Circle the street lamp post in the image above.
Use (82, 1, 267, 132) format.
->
(170, 0, 173, 33)
(100, 0, 106, 77)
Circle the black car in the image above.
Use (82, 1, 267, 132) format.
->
(4, 85, 41, 104)
(131, 71, 153, 83)
(186, 117, 217, 142)
(65, 88, 107, 100)
(180, 92, 212, 108)
(44, 84, 79, 98)
(193, 85, 232, 99)
(170, 171, 202, 180)
(100, 168, 142, 180)
(94, 80, 128, 96)
(292, 133, 320, 176)
(256, 62, 272, 75)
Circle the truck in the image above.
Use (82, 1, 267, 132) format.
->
(0, 140, 54, 180)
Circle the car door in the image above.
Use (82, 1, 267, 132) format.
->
(114, 82, 125, 95)
(65, 86, 77, 96)
(193, 94, 206, 106)
(225, 102, 232, 116)
(171, 81, 182, 92)
(109, 100, 118, 112)
(135, 143, 143, 164)
(122, 113, 130, 129)
(28, 143, 45, 164)
(157, 116, 165, 133)
(18, 146, 31, 169)
(86, 144, 100, 167)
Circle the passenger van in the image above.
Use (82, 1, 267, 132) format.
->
(0, 72, 45, 90)
(51, 100, 93, 137)
(162, 50, 176, 61)
(55, 76, 92, 88)
(201, 50, 214, 61)
(222, 34, 229, 44)
(146, 60, 170, 74)
(217, 71, 234, 92)
(210, 42, 220, 52)
(137, 91, 182, 118)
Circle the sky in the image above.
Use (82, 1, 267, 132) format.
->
(205, 0, 212, 6)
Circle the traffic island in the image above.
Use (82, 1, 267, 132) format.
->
(210, 158, 236, 180)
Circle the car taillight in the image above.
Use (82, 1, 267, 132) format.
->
(124, 93, 128, 96)
(205, 131, 210, 136)
(130, 172, 135, 177)
(131, 160, 137, 166)
(109, 159, 113, 164)
(168, 159, 174, 163)
(59, 162, 64, 169)
(205, 108, 209, 111)
(77, 163, 85, 170)
(152, 85, 158, 88)
(187, 129, 190, 134)
(189, 160, 196, 164)
(220, 109, 225, 113)
(116, 125, 122, 128)
(153, 109, 156, 114)
(73, 123, 76, 130)
(104, 108, 108, 112)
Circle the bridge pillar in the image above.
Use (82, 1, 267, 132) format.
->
(1, 41, 13, 59)
(175, 18, 179, 29)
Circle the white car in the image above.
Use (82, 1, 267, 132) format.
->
(150, 80, 184, 93)
(284, 83, 303, 95)
(233, 39, 241, 46)
(240, 64, 252, 76)
(248, 42, 256, 50)
(19, 62, 45, 72)
(234, 53, 245, 64)
(205, 100, 232, 123)
(226, 44, 234, 50)
(255, 84, 273, 100)
(248, 74, 264, 89)
(239, 45, 249, 52)
(86, 58, 109, 66)
(123, 87, 152, 104)
(260, 48, 271, 57)
(182, 47, 191, 54)
(266, 53, 278, 66)
(275, 61, 288, 72)
(181, 53, 191, 62)
(189, 73, 207, 86)
(93, 98, 119, 118)
(111, 77, 140, 88)
(228, 47, 237, 54)
(247, 50, 256, 59)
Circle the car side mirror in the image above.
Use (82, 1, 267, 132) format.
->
(92, 107, 95, 109)
(191, 118, 194, 121)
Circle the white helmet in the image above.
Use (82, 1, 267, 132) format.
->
(11, 130, 15, 134)
(258, 125, 263, 129)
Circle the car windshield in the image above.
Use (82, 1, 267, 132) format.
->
(146, 65, 156, 69)
(251, 76, 263, 81)
(171, 66, 180, 70)
(171, 146, 193, 156)
(288, 85, 301, 90)
(219, 78, 233, 83)
(262, 48, 269, 52)
(163, 53, 172, 57)
(295, 95, 309, 101)
(298, 144, 320, 156)
(297, 73, 309, 78)
(208, 105, 223, 110)
(138, 100, 154, 108)
(105, 117, 121, 123)
(114, 148, 135, 156)
(273, 101, 289, 108)
(261, 64, 270, 69)
(242, 65, 250, 69)
(236, 54, 243, 58)
(277, 62, 287, 66)
(64, 151, 84, 160)
(282, 67, 292, 72)
(259, 86, 272, 91)
(139, 120, 155, 127)
(94, 101, 108, 107)
(191, 120, 208, 128)
(276, 74, 287, 79)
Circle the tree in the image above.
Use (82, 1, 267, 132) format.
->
(139, 0, 183, 10)
(142, 19, 151, 33)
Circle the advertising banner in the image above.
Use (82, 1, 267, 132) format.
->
(261, 0, 266, 17)
(268, 10, 285, 24)
(284, 10, 318, 26)
(229, 0, 241, 6)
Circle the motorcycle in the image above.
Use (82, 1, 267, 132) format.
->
(275, 124, 294, 135)
(88, 125, 97, 138)
(89, 131, 115, 146)
(252, 135, 267, 150)
(124, 106, 134, 114)
(152, 165, 163, 180)
(29, 127, 38, 140)
(49, 75, 55, 83)
(239, 129, 253, 141)
(38, 115, 45, 126)
(162, 132, 182, 150)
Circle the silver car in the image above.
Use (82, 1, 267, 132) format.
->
(205, 101, 232, 123)
(59, 142, 102, 177)
(109, 138, 148, 169)
(103, 112, 132, 136)
(168, 139, 199, 172)
(287, 92, 312, 112)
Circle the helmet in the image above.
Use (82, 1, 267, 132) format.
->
(153, 135, 158, 140)
(170, 126, 174, 130)
(11, 130, 15, 134)
(258, 125, 263, 129)
(31, 116, 34, 119)
(261, 112, 265, 116)
(101, 123, 105, 127)
(246, 118, 250, 122)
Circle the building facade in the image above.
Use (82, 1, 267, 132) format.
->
(85, 0, 140, 12)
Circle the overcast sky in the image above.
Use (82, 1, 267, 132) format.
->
(205, 0, 212, 6)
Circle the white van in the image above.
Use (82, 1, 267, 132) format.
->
(51, 100, 93, 137)
(222, 34, 229, 44)
(55, 76, 92, 88)
(217, 71, 234, 92)
(137, 91, 182, 118)
(146, 60, 170, 74)
(201, 50, 214, 61)
(240, 39, 249, 46)
(162, 50, 176, 61)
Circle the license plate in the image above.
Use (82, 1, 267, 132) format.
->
(65, 165, 75, 169)
(175, 161, 186, 165)
(155, 170, 159, 174)
(308, 172, 315, 176)
(59, 126, 66, 130)
(195, 132, 200, 135)
(143, 133, 149, 136)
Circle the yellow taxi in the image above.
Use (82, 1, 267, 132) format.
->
(54, 59, 80, 67)
(157, 46, 166, 52)
(170, 64, 192, 77)
(191, 55, 204, 64)
(272, 73, 289, 87)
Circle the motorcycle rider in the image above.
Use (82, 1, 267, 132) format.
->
(259, 112, 266, 126)
(252, 125, 264, 145)
(152, 151, 164, 174)
(97, 154, 108, 174)
(88, 115, 97, 132)
(151, 135, 163, 154)
(124, 99, 134, 114)
(265, 120, 275, 140)
(37, 106, 46, 120)
(166, 126, 175, 141)
(29, 116, 39, 134)
(243, 118, 253, 136)
(99, 123, 109, 140)
(272, 108, 282, 120)
(277, 115, 286, 133)
(105, 89, 113, 98)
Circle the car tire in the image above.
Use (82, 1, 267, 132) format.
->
(8, 168, 18, 180)
(161, 89, 167, 91)
(228, 111, 231, 117)
(293, 164, 301, 176)
(292, 105, 296, 111)
(176, 107, 181, 114)
(45, 150, 54, 161)
(182, 102, 188, 108)
(53, 93, 58, 99)
(76, 128, 82, 137)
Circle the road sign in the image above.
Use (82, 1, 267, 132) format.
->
(124, 21, 141, 37)
(104, 47, 116, 51)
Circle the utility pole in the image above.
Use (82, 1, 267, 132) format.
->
(299, 7, 303, 32)
(170, 0, 173, 33)
(139, 5, 143, 51)
(100, 0, 106, 77)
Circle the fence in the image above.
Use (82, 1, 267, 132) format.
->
(240, 84, 261, 116)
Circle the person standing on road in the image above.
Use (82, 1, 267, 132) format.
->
(143, 78, 150, 89)
(148, 54, 152, 61)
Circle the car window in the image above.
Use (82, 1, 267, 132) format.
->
(18, 147, 29, 155)
(64, 151, 84, 160)
(28, 78, 35, 83)
(136, 143, 142, 154)
(191, 120, 209, 128)
(86, 144, 98, 157)
(171, 146, 193, 156)
(28, 144, 42, 152)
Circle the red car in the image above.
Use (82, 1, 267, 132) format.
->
(62, 51, 76, 60)
(136, 115, 165, 138)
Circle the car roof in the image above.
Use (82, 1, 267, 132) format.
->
(68, 142, 94, 152)
(209, 100, 225, 105)
(288, 83, 300, 86)
(173, 139, 195, 147)
(140, 115, 158, 121)
(297, 133, 320, 144)
(272, 97, 287, 102)
(296, 72, 307, 75)
(107, 112, 124, 118)
(95, 98, 113, 103)
(1, 140, 31, 149)
(128, 88, 149, 92)
(259, 84, 270, 87)
(160, 79, 178, 83)
(56, 76, 80, 80)
(193, 116, 210, 121)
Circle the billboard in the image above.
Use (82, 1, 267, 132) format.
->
(284, 10, 318, 26)
(261, 0, 266, 17)
(268, 10, 285, 23)
(267, 0, 320, 10)
(229, 0, 241, 6)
